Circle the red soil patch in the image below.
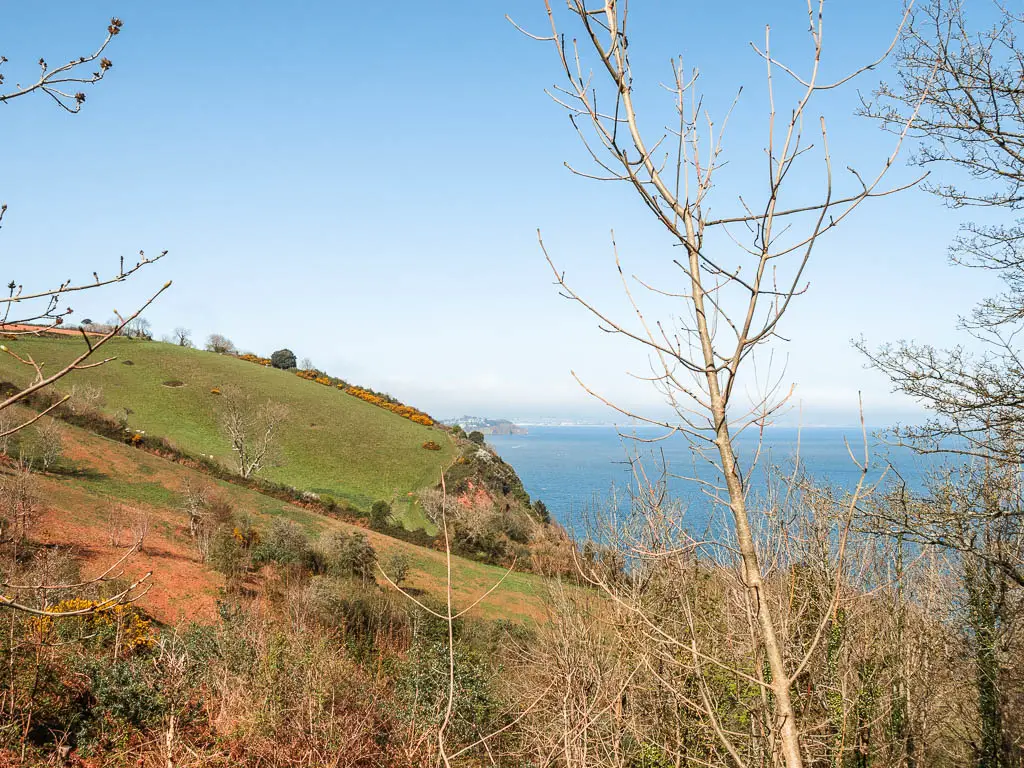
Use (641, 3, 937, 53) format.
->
(33, 493, 221, 625)
(0, 323, 102, 338)
(25, 431, 226, 625)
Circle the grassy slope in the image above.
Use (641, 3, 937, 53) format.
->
(27, 418, 550, 625)
(0, 336, 455, 527)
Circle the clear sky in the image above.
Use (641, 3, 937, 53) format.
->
(0, 2, 998, 426)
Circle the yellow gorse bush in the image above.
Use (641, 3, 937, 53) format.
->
(234, 354, 437, 426)
(237, 353, 272, 366)
(33, 598, 155, 653)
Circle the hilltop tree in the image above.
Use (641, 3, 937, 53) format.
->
(271, 348, 298, 370)
(0, 15, 167, 617)
(123, 316, 152, 339)
(219, 387, 289, 479)
(173, 327, 193, 348)
(206, 333, 236, 354)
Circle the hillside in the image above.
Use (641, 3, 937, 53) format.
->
(0, 336, 455, 528)
(18, 412, 551, 625)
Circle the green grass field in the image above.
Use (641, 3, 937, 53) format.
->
(0, 335, 455, 527)
(28, 419, 551, 625)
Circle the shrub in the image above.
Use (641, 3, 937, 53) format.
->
(45, 598, 155, 655)
(209, 529, 247, 583)
(451, 424, 466, 438)
(397, 619, 500, 746)
(320, 531, 377, 583)
(86, 657, 165, 732)
(422, 440, 441, 451)
(468, 430, 486, 445)
(210, 515, 260, 585)
(369, 500, 392, 529)
(382, 551, 411, 587)
(270, 348, 297, 370)
(252, 518, 315, 571)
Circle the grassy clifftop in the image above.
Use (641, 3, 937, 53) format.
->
(0, 336, 454, 526)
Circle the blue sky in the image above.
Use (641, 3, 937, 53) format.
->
(0, 2, 998, 426)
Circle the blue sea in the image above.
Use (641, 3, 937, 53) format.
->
(488, 426, 948, 532)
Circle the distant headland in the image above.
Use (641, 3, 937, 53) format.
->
(442, 415, 528, 435)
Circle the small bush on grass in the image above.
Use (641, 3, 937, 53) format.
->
(369, 499, 392, 529)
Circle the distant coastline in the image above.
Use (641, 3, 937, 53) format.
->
(442, 415, 528, 435)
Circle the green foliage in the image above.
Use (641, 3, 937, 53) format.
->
(468, 430, 485, 445)
(86, 657, 165, 732)
(382, 551, 411, 587)
(450, 424, 466, 438)
(209, 528, 246, 581)
(253, 517, 318, 571)
(396, 615, 501, 746)
(208, 513, 261, 584)
(628, 742, 675, 768)
(320, 530, 377, 583)
(270, 348, 297, 370)
(369, 499, 392, 529)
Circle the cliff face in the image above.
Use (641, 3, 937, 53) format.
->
(437, 438, 571, 572)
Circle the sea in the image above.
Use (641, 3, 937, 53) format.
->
(488, 425, 950, 534)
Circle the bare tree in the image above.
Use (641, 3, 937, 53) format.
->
(206, 333, 236, 354)
(862, 0, 1024, 465)
(857, 10, 1024, 758)
(378, 475, 541, 767)
(181, 477, 209, 541)
(106, 505, 129, 548)
(514, 2, 926, 765)
(219, 388, 288, 479)
(65, 383, 105, 418)
(131, 509, 151, 553)
(22, 418, 63, 472)
(0, 407, 17, 456)
(123, 316, 153, 340)
(0, 461, 38, 544)
(173, 326, 193, 348)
